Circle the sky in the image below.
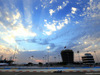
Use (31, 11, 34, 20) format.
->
(0, 0, 100, 64)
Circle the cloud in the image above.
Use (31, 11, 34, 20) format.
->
(19, 49, 38, 52)
(49, 43, 56, 50)
(41, 5, 46, 9)
(63, 1, 69, 6)
(49, 0, 69, 15)
(75, 21, 79, 24)
(48, 0, 69, 16)
(0, 45, 18, 60)
(64, 18, 68, 24)
(97, 2, 100, 9)
(44, 22, 57, 31)
(72, 34, 100, 53)
(6, 17, 10, 21)
(43, 18, 69, 35)
(16, 37, 56, 51)
(39, 39, 49, 45)
(53, 46, 64, 54)
(13, 10, 21, 20)
(0, 12, 2, 17)
(57, 18, 68, 30)
(50, 0, 54, 4)
(11, 24, 37, 37)
(49, 9, 55, 16)
(57, 6, 62, 11)
(0, 45, 15, 54)
(71, 7, 77, 14)
(2, 35, 16, 44)
(0, 2, 37, 45)
(44, 31, 52, 36)
(0, 23, 37, 45)
(80, 0, 100, 18)
(35, 7, 38, 10)
(0, 21, 7, 29)
(23, 0, 34, 25)
(44, 19, 47, 22)
(57, 1, 69, 11)
(57, 22, 64, 30)
(43, 20, 57, 35)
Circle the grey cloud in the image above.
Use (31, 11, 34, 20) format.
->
(49, 43, 56, 50)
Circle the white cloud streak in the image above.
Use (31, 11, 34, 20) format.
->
(71, 7, 77, 14)
(49, 9, 55, 16)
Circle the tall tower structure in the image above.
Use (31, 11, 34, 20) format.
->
(61, 49, 74, 64)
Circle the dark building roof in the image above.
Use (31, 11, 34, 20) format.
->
(61, 49, 73, 53)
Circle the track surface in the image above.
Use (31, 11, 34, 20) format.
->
(0, 72, 100, 75)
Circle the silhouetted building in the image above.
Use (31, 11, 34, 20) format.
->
(82, 53, 95, 65)
(61, 49, 74, 64)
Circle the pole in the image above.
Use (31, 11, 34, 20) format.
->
(48, 49, 49, 66)
(45, 55, 47, 64)
(54, 57, 56, 63)
(94, 51, 99, 63)
(78, 53, 81, 63)
(58, 55, 60, 62)
(31, 56, 34, 64)
(77, 51, 81, 64)
(13, 46, 16, 64)
(43, 57, 44, 64)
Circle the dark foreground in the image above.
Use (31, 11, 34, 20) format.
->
(0, 72, 100, 75)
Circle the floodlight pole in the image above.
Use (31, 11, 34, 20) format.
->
(94, 51, 99, 63)
(58, 55, 60, 62)
(45, 55, 47, 64)
(48, 49, 50, 66)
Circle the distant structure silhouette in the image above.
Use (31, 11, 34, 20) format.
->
(82, 53, 95, 65)
(0, 55, 14, 65)
(61, 49, 74, 64)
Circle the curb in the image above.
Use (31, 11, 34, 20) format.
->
(0, 70, 100, 73)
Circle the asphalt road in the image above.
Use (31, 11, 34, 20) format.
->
(0, 72, 100, 75)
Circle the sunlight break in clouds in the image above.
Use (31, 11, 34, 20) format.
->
(0, 5, 37, 45)
(11, 24, 37, 37)
(1, 23, 37, 44)
(2, 35, 16, 44)
(0, 45, 18, 58)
